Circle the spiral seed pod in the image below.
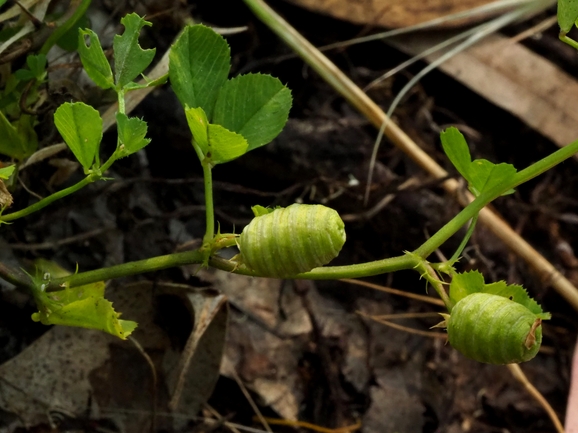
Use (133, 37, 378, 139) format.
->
(446, 292, 543, 364)
(238, 204, 346, 278)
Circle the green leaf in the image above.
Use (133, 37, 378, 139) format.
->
(78, 29, 114, 89)
(13, 69, 34, 81)
(169, 25, 230, 118)
(0, 165, 15, 180)
(30, 259, 137, 339)
(54, 102, 103, 171)
(558, 0, 578, 32)
(449, 270, 485, 304)
(440, 127, 517, 196)
(213, 73, 292, 151)
(57, 14, 90, 52)
(208, 124, 248, 164)
(482, 281, 550, 319)
(116, 112, 151, 156)
(449, 270, 551, 319)
(113, 13, 156, 88)
(0, 112, 37, 160)
(32, 282, 137, 339)
(184, 106, 209, 156)
(251, 205, 276, 217)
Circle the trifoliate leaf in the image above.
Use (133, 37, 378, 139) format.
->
(78, 29, 114, 90)
(54, 102, 102, 172)
(440, 127, 517, 197)
(169, 25, 230, 118)
(212, 73, 292, 151)
(113, 13, 156, 88)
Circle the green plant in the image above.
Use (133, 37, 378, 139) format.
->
(1, 11, 577, 366)
(0, 0, 92, 164)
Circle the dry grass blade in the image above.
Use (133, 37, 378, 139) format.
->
(357, 310, 448, 338)
(230, 369, 273, 433)
(340, 279, 445, 306)
(243, 0, 578, 312)
(129, 336, 158, 433)
(507, 363, 565, 433)
(318, 0, 545, 51)
(366, 1, 552, 205)
(258, 417, 362, 433)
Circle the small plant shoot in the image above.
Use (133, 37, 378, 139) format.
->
(3, 9, 578, 375)
(558, 0, 578, 49)
(440, 127, 517, 197)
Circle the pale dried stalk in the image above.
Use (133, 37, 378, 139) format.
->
(507, 363, 565, 433)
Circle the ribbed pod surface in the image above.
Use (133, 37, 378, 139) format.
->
(447, 293, 543, 364)
(238, 204, 346, 278)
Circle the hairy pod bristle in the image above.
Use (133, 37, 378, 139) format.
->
(447, 293, 542, 364)
(238, 204, 346, 278)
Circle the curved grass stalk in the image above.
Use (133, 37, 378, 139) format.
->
(319, 0, 550, 51)
(364, 0, 554, 205)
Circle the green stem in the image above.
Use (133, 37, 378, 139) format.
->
(47, 249, 205, 290)
(290, 254, 418, 279)
(1, 173, 98, 222)
(0, 262, 34, 289)
(415, 137, 578, 259)
(33, 135, 578, 289)
(202, 159, 215, 244)
(416, 260, 452, 311)
(560, 33, 578, 51)
(449, 214, 478, 263)
(118, 89, 126, 115)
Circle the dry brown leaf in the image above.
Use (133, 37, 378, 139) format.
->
(0, 327, 112, 430)
(0, 282, 227, 432)
(0, 180, 13, 208)
(283, 0, 498, 28)
(388, 32, 578, 147)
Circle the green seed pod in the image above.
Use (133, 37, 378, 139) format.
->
(446, 292, 543, 364)
(238, 204, 346, 278)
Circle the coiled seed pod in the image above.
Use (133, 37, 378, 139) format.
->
(238, 204, 346, 278)
(447, 292, 543, 364)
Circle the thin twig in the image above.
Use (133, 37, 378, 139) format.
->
(129, 336, 157, 433)
(339, 278, 444, 306)
(357, 310, 447, 338)
(230, 368, 273, 433)
(507, 363, 565, 433)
